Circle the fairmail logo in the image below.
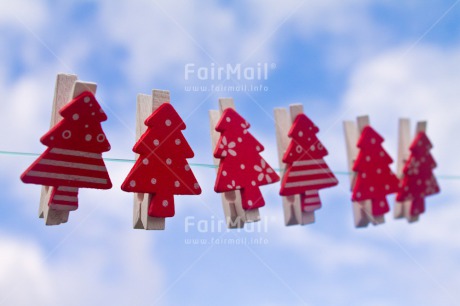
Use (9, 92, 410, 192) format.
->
(184, 62, 275, 81)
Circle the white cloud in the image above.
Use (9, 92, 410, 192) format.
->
(0, 222, 164, 305)
(341, 44, 460, 184)
(0, 0, 48, 29)
(0, 235, 53, 305)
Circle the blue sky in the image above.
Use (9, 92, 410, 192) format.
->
(1, 1, 460, 305)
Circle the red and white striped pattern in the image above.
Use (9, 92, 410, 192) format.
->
(281, 159, 338, 195)
(300, 190, 321, 211)
(22, 147, 112, 189)
(49, 186, 79, 211)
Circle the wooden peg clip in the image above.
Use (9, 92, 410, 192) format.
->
(395, 118, 427, 223)
(343, 115, 384, 227)
(38, 74, 97, 225)
(274, 104, 313, 225)
(132, 89, 170, 230)
(209, 98, 260, 229)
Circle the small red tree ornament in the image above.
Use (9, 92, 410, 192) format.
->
(21, 91, 112, 211)
(352, 126, 399, 216)
(214, 108, 280, 210)
(396, 131, 440, 216)
(121, 103, 201, 218)
(279, 114, 338, 210)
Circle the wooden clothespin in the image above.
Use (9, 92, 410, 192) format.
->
(125, 90, 201, 230)
(132, 90, 170, 230)
(395, 119, 428, 223)
(274, 104, 307, 225)
(209, 98, 279, 228)
(274, 104, 338, 225)
(209, 98, 257, 228)
(343, 116, 384, 227)
(23, 73, 106, 225)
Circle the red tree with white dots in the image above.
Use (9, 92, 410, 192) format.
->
(396, 131, 440, 216)
(279, 114, 338, 210)
(121, 103, 201, 218)
(214, 108, 280, 210)
(352, 126, 399, 216)
(21, 91, 112, 211)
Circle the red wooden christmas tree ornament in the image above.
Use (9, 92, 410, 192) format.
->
(279, 114, 338, 211)
(214, 108, 280, 210)
(21, 91, 112, 211)
(121, 103, 201, 218)
(396, 131, 440, 216)
(351, 126, 399, 216)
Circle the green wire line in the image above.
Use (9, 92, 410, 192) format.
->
(1, 150, 458, 180)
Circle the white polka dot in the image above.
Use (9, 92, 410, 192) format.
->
(380, 201, 385, 207)
(226, 117, 231, 122)
(97, 134, 105, 142)
(185, 165, 191, 171)
(380, 151, 384, 157)
(91, 112, 95, 116)
(89, 104, 93, 107)
(153, 139, 159, 146)
(175, 139, 181, 145)
(99, 108, 104, 113)
(72, 114, 79, 120)
(376, 168, 381, 174)
(357, 192, 361, 198)
(256, 146, 261, 151)
(84, 97, 90, 103)
(298, 131, 303, 137)
(362, 173, 366, 178)
(385, 185, 390, 190)
(310, 145, 315, 151)
(130, 180, 136, 187)
(143, 158, 149, 165)
(194, 183, 199, 189)
(174, 181, 180, 187)
(251, 181, 256, 186)
(85, 134, 92, 141)
(50, 136, 54, 140)
(371, 138, 376, 144)
(162, 200, 168, 207)
(222, 170, 227, 176)
(166, 158, 172, 165)
(248, 200, 253, 207)
(151, 178, 157, 184)
(366, 156, 371, 162)
(240, 164, 245, 169)
(62, 130, 71, 139)
(165, 119, 171, 126)
(370, 186, 374, 192)
(237, 137, 242, 142)
(296, 145, 302, 153)
(85, 124, 89, 128)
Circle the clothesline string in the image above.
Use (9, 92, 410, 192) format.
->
(1, 149, 459, 180)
